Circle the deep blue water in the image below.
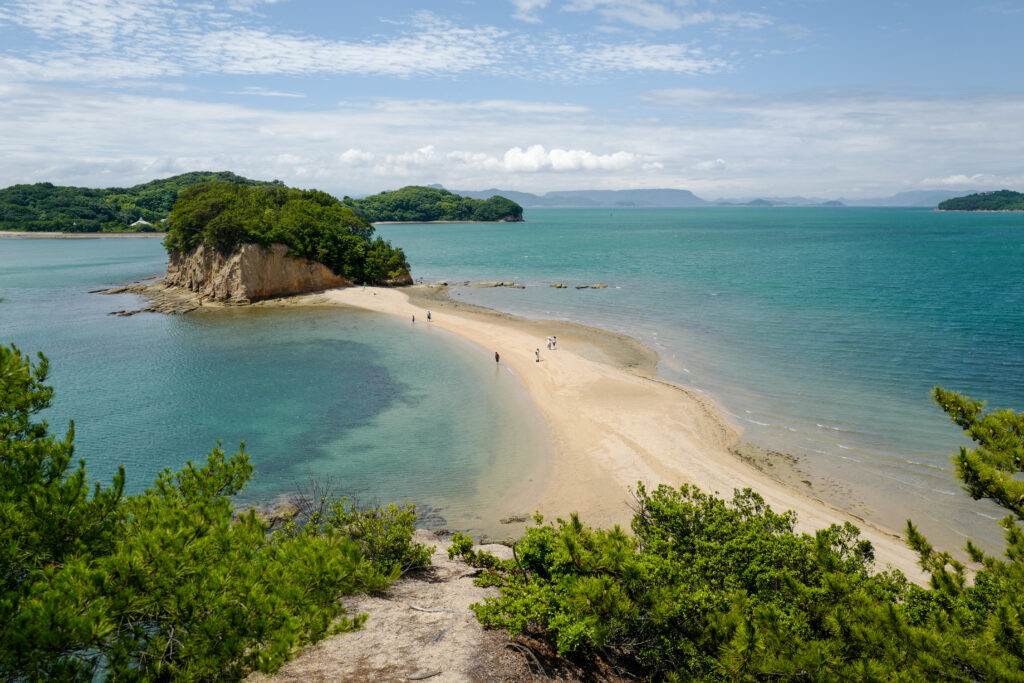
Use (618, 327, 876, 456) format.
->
(376, 207, 1024, 550)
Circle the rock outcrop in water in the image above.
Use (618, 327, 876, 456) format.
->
(165, 243, 356, 302)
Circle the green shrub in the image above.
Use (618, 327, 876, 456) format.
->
(470, 392, 1024, 680)
(324, 499, 434, 579)
(447, 532, 502, 569)
(0, 344, 421, 680)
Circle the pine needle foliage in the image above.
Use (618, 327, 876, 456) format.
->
(0, 344, 422, 681)
(468, 389, 1024, 680)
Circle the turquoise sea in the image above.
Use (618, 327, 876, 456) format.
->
(0, 238, 548, 537)
(376, 207, 1024, 552)
(2, 207, 1021, 551)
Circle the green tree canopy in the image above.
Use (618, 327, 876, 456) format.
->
(0, 172, 281, 233)
(0, 344, 432, 680)
(466, 389, 1024, 680)
(937, 190, 1024, 211)
(343, 186, 523, 223)
(164, 182, 410, 285)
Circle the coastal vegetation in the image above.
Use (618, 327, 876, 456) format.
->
(0, 344, 432, 681)
(164, 182, 410, 285)
(937, 189, 1024, 211)
(343, 186, 524, 223)
(0, 172, 279, 233)
(459, 389, 1024, 680)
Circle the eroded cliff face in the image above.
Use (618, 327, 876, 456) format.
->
(165, 243, 354, 301)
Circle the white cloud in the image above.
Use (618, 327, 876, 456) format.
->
(498, 145, 639, 171)
(510, 0, 551, 22)
(695, 158, 727, 171)
(1, 82, 1022, 199)
(566, 0, 687, 30)
(919, 173, 998, 187)
(227, 86, 305, 98)
(562, 0, 772, 32)
(575, 43, 726, 74)
(1, 0, 743, 82)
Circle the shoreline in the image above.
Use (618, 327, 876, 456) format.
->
(283, 284, 926, 580)
(112, 278, 927, 579)
(0, 231, 166, 239)
(370, 220, 524, 225)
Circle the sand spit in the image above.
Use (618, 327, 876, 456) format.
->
(296, 285, 925, 581)
(110, 279, 926, 579)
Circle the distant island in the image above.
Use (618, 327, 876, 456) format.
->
(0, 171, 280, 232)
(161, 182, 411, 302)
(936, 190, 1024, 211)
(343, 186, 523, 223)
(450, 186, 974, 208)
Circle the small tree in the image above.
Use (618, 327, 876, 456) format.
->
(0, 344, 390, 680)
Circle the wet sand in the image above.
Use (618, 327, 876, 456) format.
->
(297, 285, 926, 580)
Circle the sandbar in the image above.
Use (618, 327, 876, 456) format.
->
(297, 285, 926, 580)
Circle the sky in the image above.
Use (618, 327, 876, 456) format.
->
(1, 0, 1022, 199)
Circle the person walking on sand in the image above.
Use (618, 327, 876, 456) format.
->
(427, 310, 432, 321)
(535, 348, 540, 362)
(552, 336, 557, 350)
(546, 336, 552, 350)
(495, 351, 500, 364)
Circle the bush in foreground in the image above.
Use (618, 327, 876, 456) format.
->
(467, 390, 1024, 680)
(0, 344, 428, 681)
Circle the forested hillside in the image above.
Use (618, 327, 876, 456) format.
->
(0, 172, 280, 232)
(343, 186, 523, 223)
(937, 189, 1024, 211)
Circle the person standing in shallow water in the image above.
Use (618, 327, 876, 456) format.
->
(495, 351, 500, 364)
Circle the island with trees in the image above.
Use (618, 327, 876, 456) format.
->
(0, 171, 281, 232)
(343, 186, 524, 223)
(161, 181, 411, 301)
(937, 189, 1024, 211)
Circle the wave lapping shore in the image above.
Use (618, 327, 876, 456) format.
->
(299, 285, 925, 580)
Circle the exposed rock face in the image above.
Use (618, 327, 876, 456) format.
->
(165, 243, 354, 302)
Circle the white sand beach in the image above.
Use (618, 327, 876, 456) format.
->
(306, 285, 926, 580)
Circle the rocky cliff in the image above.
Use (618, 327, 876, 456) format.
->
(165, 243, 354, 302)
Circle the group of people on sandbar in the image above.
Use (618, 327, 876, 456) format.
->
(495, 334, 556, 366)
(533, 335, 557, 362)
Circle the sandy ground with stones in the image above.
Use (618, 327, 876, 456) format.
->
(248, 531, 549, 683)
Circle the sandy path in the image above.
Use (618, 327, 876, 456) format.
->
(249, 531, 541, 682)
(311, 286, 924, 580)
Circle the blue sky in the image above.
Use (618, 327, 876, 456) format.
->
(1, 0, 1022, 198)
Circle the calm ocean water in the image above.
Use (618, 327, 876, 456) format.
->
(2, 208, 1021, 552)
(0, 238, 548, 537)
(376, 207, 1024, 552)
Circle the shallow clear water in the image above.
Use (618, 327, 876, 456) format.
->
(0, 238, 548, 537)
(377, 208, 1024, 552)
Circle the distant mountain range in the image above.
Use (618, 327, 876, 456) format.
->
(443, 186, 980, 209)
(451, 187, 707, 208)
